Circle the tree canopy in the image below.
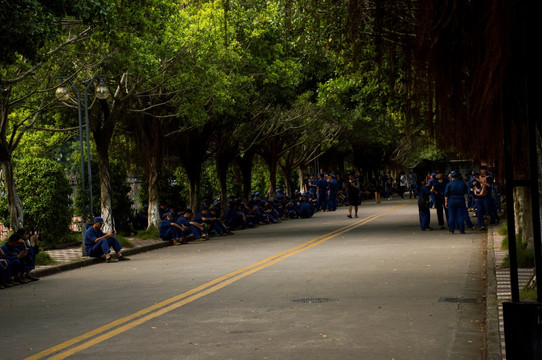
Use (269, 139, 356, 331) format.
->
(1, 0, 535, 236)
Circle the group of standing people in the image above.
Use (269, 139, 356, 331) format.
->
(417, 166, 500, 234)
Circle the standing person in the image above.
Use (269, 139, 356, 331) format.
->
(308, 173, 318, 198)
(467, 171, 476, 210)
(386, 172, 393, 200)
(327, 174, 338, 211)
(317, 173, 328, 212)
(346, 173, 360, 218)
(417, 179, 432, 231)
(474, 166, 498, 230)
(371, 176, 382, 204)
(84, 217, 130, 262)
(408, 170, 417, 199)
(430, 170, 449, 230)
(399, 171, 407, 199)
(444, 171, 468, 234)
(380, 173, 388, 200)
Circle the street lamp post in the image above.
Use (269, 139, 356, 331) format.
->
(56, 75, 109, 256)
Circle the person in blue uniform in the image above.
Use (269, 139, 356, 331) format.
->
(159, 212, 188, 244)
(444, 171, 468, 234)
(298, 196, 313, 218)
(417, 179, 432, 230)
(327, 174, 338, 211)
(467, 172, 476, 210)
(84, 217, 129, 262)
(408, 170, 417, 199)
(0, 250, 11, 288)
(308, 173, 318, 198)
(224, 200, 243, 230)
(190, 208, 211, 240)
(208, 206, 233, 235)
(1, 235, 25, 284)
(317, 173, 328, 211)
(15, 228, 40, 281)
(430, 170, 449, 230)
(474, 166, 498, 230)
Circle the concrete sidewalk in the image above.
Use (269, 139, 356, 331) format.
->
(486, 224, 535, 360)
(33, 237, 170, 277)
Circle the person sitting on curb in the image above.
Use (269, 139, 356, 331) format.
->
(1, 234, 33, 284)
(15, 228, 39, 281)
(0, 247, 16, 288)
(159, 212, 188, 245)
(177, 210, 208, 241)
(192, 207, 211, 240)
(84, 217, 130, 262)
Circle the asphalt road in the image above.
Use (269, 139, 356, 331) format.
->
(0, 200, 486, 360)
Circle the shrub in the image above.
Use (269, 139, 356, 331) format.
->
(0, 157, 72, 248)
(35, 252, 58, 266)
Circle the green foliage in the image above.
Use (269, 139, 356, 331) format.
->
(116, 234, 134, 248)
(500, 233, 535, 269)
(520, 286, 537, 301)
(498, 223, 508, 236)
(0, 157, 72, 248)
(135, 226, 159, 240)
(35, 251, 58, 266)
(0, 0, 110, 65)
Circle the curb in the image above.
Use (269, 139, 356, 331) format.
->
(485, 224, 503, 359)
(32, 241, 171, 278)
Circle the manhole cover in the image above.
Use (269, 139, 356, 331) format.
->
(290, 298, 339, 304)
(439, 297, 478, 304)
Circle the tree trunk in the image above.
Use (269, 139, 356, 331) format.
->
(237, 150, 254, 203)
(267, 155, 277, 200)
(1, 160, 23, 230)
(216, 159, 229, 217)
(514, 186, 533, 249)
(189, 174, 201, 213)
(96, 146, 114, 232)
(147, 154, 161, 230)
(297, 167, 304, 193)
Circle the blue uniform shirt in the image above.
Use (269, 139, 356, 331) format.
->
(444, 179, 468, 197)
(177, 216, 190, 227)
(84, 226, 106, 251)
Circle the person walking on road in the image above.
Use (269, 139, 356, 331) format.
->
(346, 172, 360, 218)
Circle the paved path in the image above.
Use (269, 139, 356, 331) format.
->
(1, 200, 488, 360)
(488, 225, 534, 360)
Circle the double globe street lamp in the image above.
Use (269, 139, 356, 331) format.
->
(55, 75, 109, 255)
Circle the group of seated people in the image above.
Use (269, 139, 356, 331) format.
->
(1, 228, 39, 289)
(157, 190, 319, 244)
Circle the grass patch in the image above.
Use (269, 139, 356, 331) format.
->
(35, 252, 58, 266)
(135, 226, 159, 240)
(500, 233, 535, 269)
(498, 223, 508, 236)
(520, 287, 538, 301)
(116, 234, 134, 248)
(501, 236, 508, 250)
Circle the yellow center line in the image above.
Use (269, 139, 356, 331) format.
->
(27, 204, 405, 360)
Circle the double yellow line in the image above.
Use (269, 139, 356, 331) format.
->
(27, 204, 405, 360)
